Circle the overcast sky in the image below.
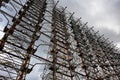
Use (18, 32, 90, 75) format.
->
(0, 0, 120, 80)
(57, 0, 120, 48)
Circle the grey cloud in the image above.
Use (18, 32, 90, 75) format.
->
(58, 0, 120, 47)
(94, 27, 120, 43)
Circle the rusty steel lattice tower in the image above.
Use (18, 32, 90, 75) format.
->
(0, 0, 120, 80)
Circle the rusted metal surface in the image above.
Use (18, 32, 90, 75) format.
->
(0, 0, 120, 80)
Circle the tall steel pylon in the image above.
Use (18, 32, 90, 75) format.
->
(0, 0, 120, 80)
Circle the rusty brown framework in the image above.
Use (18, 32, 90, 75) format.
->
(0, 0, 120, 80)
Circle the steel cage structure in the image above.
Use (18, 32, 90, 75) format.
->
(0, 0, 120, 80)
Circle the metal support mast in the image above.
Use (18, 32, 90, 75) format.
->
(0, 0, 120, 80)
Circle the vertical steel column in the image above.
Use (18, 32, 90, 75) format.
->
(0, 0, 47, 80)
(0, 0, 120, 80)
(0, 0, 32, 50)
(51, 9, 57, 80)
(70, 18, 120, 80)
(17, 0, 47, 80)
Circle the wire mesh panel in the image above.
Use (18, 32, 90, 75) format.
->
(0, 0, 47, 79)
(0, 0, 120, 80)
